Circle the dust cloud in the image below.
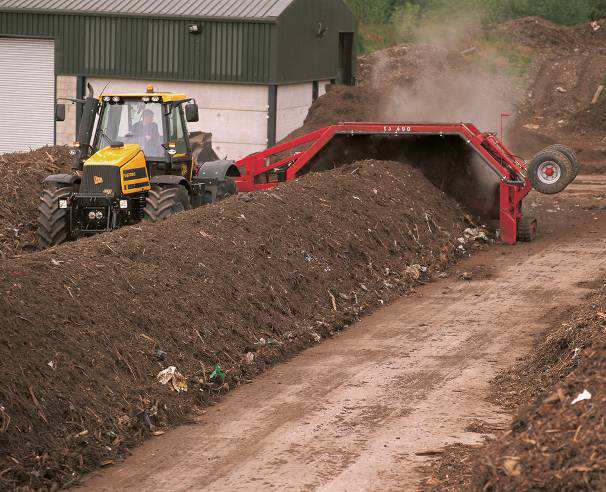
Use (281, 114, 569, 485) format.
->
(379, 67, 516, 133)
(369, 10, 518, 135)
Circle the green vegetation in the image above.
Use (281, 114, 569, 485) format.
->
(347, 0, 606, 53)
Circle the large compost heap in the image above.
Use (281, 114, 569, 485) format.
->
(0, 161, 477, 489)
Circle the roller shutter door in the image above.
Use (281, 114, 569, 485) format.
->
(0, 38, 55, 153)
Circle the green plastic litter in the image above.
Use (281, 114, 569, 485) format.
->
(210, 364, 225, 383)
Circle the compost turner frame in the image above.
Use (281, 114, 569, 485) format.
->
(235, 123, 532, 245)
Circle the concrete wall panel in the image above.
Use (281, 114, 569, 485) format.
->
(276, 82, 312, 142)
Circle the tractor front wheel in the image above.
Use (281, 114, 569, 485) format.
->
(37, 184, 75, 249)
(143, 185, 191, 222)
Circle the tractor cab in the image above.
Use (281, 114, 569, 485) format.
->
(91, 86, 200, 178)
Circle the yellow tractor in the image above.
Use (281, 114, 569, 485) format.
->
(38, 85, 240, 248)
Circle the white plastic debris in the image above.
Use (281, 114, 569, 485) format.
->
(156, 366, 188, 393)
(405, 264, 422, 280)
(591, 20, 601, 32)
(463, 227, 489, 242)
(571, 389, 592, 405)
(256, 337, 267, 347)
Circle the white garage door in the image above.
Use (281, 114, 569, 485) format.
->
(0, 37, 55, 153)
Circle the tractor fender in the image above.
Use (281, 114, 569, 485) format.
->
(194, 160, 241, 182)
(150, 175, 191, 192)
(43, 174, 81, 187)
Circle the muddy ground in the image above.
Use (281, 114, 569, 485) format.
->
(0, 161, 482, 490)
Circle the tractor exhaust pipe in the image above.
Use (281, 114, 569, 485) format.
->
(77, 91, 99, 160)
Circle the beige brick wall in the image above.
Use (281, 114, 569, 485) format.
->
(55, 75, 77, 145)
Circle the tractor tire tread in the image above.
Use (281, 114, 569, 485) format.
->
(36, 186, 74, 249)
(143, 185, 191, 222)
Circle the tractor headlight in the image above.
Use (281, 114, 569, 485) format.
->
(95, 211, 103, 220)
(119, 199, 128, 209)
(103, 96, 111, 102)
(59, 199, 68, 209)
(142, 97, 150, 102)
(88, 211, 96, 219)
(151, 96, 160, 102)
(168, 149, 177, 155)
(111, 96, 120, 103)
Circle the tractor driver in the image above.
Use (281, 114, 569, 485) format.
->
(132, 109, 162, 157)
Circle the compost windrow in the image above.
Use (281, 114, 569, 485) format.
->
(0, 160, 476, 490)
(0, 147, 71, 258)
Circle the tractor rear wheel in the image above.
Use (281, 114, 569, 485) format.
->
(517, 215, 538, 242)
(37, 184, 75, 249)
(528, 149, 575, 195)
(143, 185, 191, 222)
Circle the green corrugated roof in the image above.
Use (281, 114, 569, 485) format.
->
(0, 0, 295, 19)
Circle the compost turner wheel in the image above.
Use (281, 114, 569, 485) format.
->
(517, 215, 538, 242)
(528, 149, 575, 195)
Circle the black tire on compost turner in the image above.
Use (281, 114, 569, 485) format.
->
(528, 149, 575, 195)
(543, 144, 580, 177)
(517, 215, 538, 242)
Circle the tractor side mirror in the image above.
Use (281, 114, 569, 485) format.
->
(56, 103, 66, 122)
(185, 103, 199, 123)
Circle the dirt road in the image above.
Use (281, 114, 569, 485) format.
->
(83, 176, 606, 492)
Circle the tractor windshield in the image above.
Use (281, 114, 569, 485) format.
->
(96, 100, 166, 159)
